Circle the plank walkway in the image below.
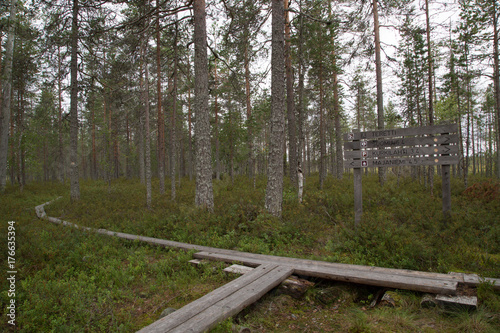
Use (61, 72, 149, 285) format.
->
(137, 264, 293, 333)
(35, 199, 500, 332)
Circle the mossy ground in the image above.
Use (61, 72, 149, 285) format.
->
(1, 173, 499, 332)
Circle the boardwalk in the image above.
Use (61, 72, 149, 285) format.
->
(35, 199, 500, 333)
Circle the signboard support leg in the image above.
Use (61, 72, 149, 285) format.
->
(442, 164, 451, 222)
(353, 129, 362, 227)
(354, 167, 362, 227)
(442, 130, 452, 223)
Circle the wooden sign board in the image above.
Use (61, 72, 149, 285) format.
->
(344, 156, 459, 169)
(344, 124, 459, 226)
(343, 124, 458, 141)
(344, 134, 458, 150)
(344, 145, 458, 160)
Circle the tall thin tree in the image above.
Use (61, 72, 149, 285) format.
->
(69, 0, 81, 200)
(265, 0, 285, 216)
(194, 0, 214, 210)
(0, 0, 17, 193)
(373, 0, 385, 185)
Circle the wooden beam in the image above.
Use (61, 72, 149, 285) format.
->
(137, 264, 293, 333)
(344, 134, 459, 150)
(344, 145, 458, 160)
(194, 251, 458, 295)
(344, 124, 458, 141)
(344, 156, 459, 169)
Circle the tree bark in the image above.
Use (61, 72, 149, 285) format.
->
(69, 0, 80, 200)
(244, 45, 254, 180)
(0, 0, 17, 193)
(143, 48, 152, 209)
(156, 1, 165, 194)
(194, 0, 214, 210)
(171, 19, 179, 200)
(297, 0, 305, 169)
(57, 45, 65, 182)
(284, 0, 298, 188)
(265, 0, 285, 217)
(493, 2, 500, 179)
(425, 0, 434, 195)
(373, 0, 385, 185)
(319, 65, 326, 189)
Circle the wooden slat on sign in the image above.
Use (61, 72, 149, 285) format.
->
(344, 134, 459, 150)
(344, 155, 459, 169)
(344, 145, 458, 159)
(343, 124, 458, 141)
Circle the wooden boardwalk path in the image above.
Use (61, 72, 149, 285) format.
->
(35, 199, 500, 332)
(137, 264, 293, 333)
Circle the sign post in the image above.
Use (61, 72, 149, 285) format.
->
(352, 130, 362, 228)
(344, 124, 459, 224)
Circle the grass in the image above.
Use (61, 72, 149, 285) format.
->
(0, 172, 499, 332)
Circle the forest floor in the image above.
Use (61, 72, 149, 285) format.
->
(1, 173, 499, 332)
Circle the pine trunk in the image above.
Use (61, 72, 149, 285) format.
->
(194, 0, 214, 210)
(493, 2, 500, 179)
(265, 0, 285, 217)
(425, 0, 434, 195)
(0, 0, 17, 193)
(156, 3, 165, 194)
(69, 0, 80, 201)
(373, 0, 385, 185)
(284, 0, 298, 188)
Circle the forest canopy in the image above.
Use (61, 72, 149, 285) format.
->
(0, 0, 499, 210)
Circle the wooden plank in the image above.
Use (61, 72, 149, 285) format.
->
(344, 155, 459, 169)
(344, 134, 459, 150)
(137, 264, 280, 333)
(343, 124, 458, 141)
(344, 145, 458, 159)
(169, 266, 293, 333)
(194, 252, 458, 295)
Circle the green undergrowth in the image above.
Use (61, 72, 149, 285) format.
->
(1, 173, 499, 332)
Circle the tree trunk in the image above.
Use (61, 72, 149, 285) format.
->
(319, 64, 326, 189)
(425, 0, 434, 196)
(244, 45, 254, 180)
(156, 2, 165, 194)
(265, 0, 285, 217)
(58, 45, 65, 182)
(297, 0, 305, 169)
(171, 19, 179, 200)
(138, 71, 146, 184)
(493, 2, 500, 179)
(194, 0, 214, 210)
(69, 0, 80, 201)
(188, 87, 193, 181)
(144, 48, 152, 209)
(373, 0, 385, 185)
(0, 0, 17, 193)
(213, 59, 221, 180)
(284, 0, 298, 188)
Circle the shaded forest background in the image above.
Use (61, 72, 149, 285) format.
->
(0, 0, 499, 214)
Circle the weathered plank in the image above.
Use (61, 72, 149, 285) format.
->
(343, 124, 458, 141)
(344, 134, 459, 150)
(344, 145, 458, 160)
(137, 264, 293, 333)
(194, 252, 458, 295)
(168, 266, 293, 333)
(344, 155, 459, 169)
